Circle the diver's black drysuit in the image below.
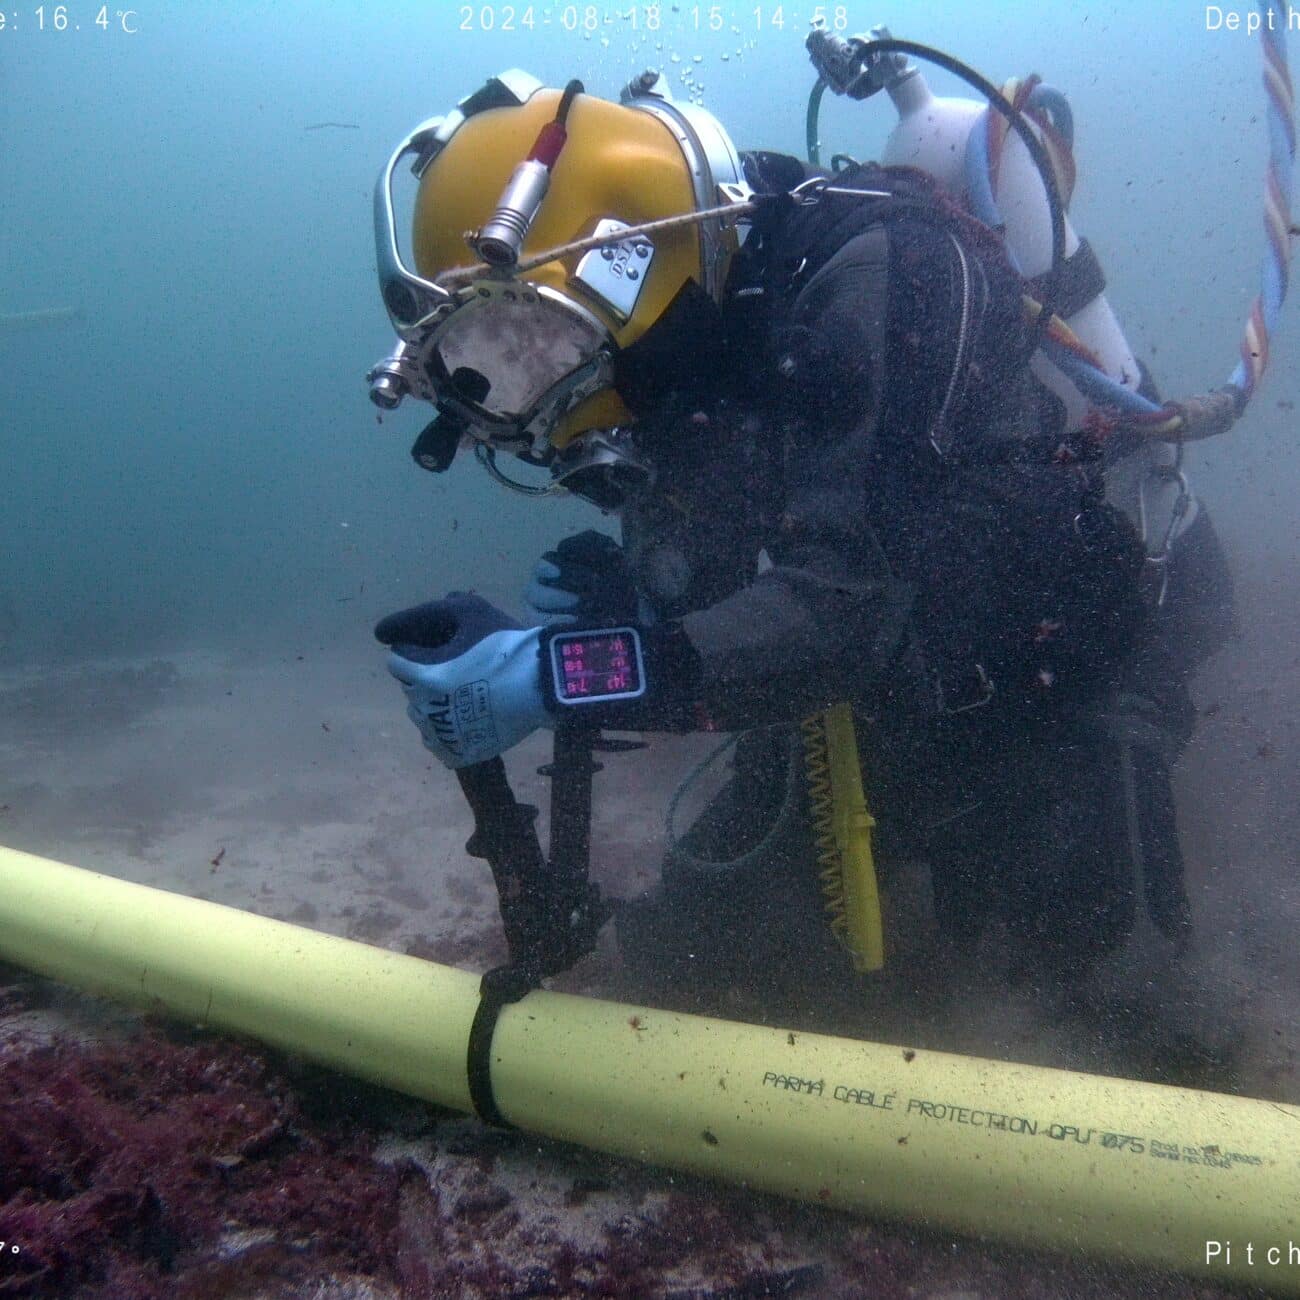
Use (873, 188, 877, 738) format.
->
(564, 157, 1233, 988)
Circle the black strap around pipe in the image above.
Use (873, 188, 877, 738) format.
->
(466, 963, 538, 1127)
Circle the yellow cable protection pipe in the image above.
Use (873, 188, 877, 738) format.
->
(1, 843, 1297, 1292)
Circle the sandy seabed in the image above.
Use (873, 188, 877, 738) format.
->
(0, 567, 1295, 1299)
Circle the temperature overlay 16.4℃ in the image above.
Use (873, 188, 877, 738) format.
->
(0, 6, 140, 33)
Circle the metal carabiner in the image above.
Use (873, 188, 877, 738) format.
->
(1137, 466, 1192, 608)
(1138, 466, 1192, 553)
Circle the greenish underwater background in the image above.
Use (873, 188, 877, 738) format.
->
(2, 0, 1295, 659)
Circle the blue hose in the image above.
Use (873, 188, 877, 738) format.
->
(1040, 338, 1160, 415)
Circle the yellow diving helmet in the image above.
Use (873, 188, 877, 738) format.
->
(368, 68, 751, 507)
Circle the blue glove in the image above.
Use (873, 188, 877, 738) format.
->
(376, 593, 551, 769)
(525, 558, 582, 622)
(524, 529, 641, 624)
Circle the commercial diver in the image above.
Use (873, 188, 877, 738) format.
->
(366, 23, 1281, 1006)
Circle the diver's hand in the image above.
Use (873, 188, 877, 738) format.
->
(385, 626, 551, 769)
(375, 595, 548, 769)
(524, 529, 641, 623)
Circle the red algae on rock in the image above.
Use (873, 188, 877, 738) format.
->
(0, 1028, 404, 1298)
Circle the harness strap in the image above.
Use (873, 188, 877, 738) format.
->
(1026, 237, 1106, 322)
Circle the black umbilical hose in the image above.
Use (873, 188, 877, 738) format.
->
(557, 79, 584, 124)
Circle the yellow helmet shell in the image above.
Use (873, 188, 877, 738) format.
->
(410, 85, 741, 449)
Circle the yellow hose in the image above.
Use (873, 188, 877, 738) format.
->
(803, 703, 885, 971)
(1, 843, 1297, 1292)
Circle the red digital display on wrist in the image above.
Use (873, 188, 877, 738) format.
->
(547, 627, 646, 705)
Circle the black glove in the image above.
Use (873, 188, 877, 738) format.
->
(374, 591, 522, 663)
(523, 530, 641, 624)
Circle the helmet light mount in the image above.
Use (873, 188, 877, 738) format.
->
(474, 158, 553, 267)
(474, 79, 583, 267)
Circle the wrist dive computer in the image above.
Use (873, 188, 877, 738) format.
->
(545, 626, 646, 706)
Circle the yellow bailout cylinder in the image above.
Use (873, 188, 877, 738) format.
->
(1, 842, 1297, 1292)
